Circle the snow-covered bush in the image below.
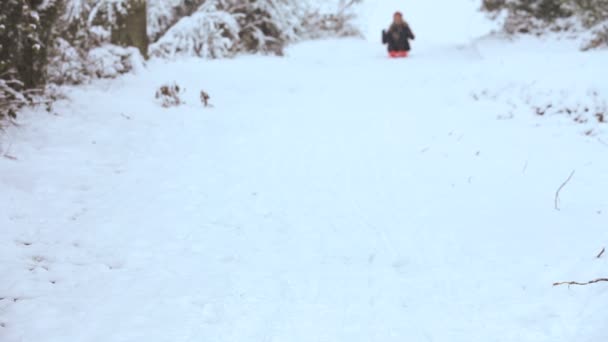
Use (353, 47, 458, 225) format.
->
(575, 0, 608, 27)
(62, 0, 129, 28)
(46, 0, 146, 85)
(301, 0, 363, 39)
(233, 0, 306, 54)
(0, 79, 27, 121)
(47, 35, 144, 84)
(150, 0, 307, 58)
(148, 0, 201, 42)
(482, 0, 575, 33)
(150, 0, 362, 59)
(582, 24, 608, 49)
(482, 0, 608, 49)
(47, 38, 87, 85)
(472, 85, 608, 135)
(149, 2, 240, 59)
(87, 45, 145, 78)
(155, 83, 184, 108)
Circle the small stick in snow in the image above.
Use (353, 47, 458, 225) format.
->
(597, 247, 605, 259)
(522, 160, 528, 174)
(200, 91, 211, 107)
(2, 142, 17, 161)
(553, 278, 608, 287)
(120, 113, 132, 120)
(554, 170, 575, 211)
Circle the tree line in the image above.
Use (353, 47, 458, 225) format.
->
(0, 0, 361, 122)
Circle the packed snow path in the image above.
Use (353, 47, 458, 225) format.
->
(2, 37, 608, 341)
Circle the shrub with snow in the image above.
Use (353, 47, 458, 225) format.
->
(149, 0, 305, 58)
(473, 85, 608, 136)
(482, 0, 608, 49)
(149, 0, 363, 59)
(149, 2, 240, 59)
(87, 44, 144, 78)
(0, 79, 27, 122)
(47, 38, 88, 85)
(148, 0, 198, 42)
(46, 0, 146, 85)
(301, 0, 363, 39)
(155, 83, 185, 108)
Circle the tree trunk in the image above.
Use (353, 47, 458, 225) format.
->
(111, 0, 148, 58)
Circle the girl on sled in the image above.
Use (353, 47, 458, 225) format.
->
(382, 11, 415, 58)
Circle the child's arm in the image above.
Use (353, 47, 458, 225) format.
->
(405, 25, 415, 40)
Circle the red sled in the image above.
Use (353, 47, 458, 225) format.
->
(389, 51, 408, 58)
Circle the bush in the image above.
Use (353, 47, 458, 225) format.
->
(582, 24, 608, 49)
(148, 0, 192, 42)
(301, 0, 363, 39)
(0, 79, 27, 121)
(150, 0, 363, 59)
(155, 83, 184, 108)
(87, 45, 145, 78)
(150, 0, 308, 58)
(483, 0, 608, 48)
(149, 3, 240, 59)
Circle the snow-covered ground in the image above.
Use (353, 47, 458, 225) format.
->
(2, 1, 608, 341)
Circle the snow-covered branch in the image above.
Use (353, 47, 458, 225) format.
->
(149, 5, 240, 59)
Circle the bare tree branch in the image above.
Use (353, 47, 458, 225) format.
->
(597, 247, 606, 259)
(553, 278, 608, 287)
(554, 170, 575, 211)
(1, 142, 17, 161)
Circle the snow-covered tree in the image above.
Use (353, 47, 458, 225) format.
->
(149, 0, 362, 59)
(1, 0, 61, 120)
(233, 0, 306, 54)
(149, 2, 239, 59)
(149, 0, 308, 58)
(301, 0, 363, 39)
(147, 0, 201, 42)
(44, 0, 147, 85)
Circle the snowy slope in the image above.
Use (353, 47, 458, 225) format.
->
(2, 1, 608, 342)
(361, 0, 495, 46)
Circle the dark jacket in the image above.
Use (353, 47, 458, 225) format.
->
(382, 23, 415, 52)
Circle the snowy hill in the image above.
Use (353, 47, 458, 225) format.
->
(1, 1, 608, 342)
(361, 0, 494, 45)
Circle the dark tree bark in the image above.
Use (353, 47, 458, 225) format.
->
(111, 0, 148, 58)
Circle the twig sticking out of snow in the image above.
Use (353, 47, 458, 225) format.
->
(553, 278, 608, 287)
(200, 91, 211, 107)
(554, 170, 575, 211)
(2, 142, 17, 161)
(597, 247, 606, 259)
